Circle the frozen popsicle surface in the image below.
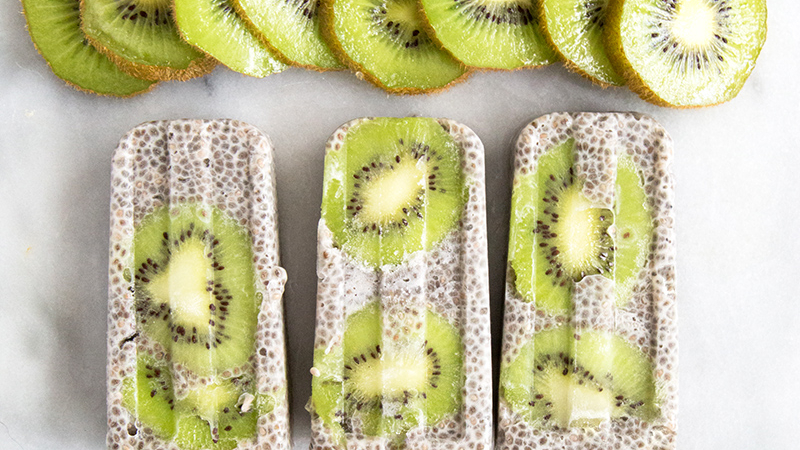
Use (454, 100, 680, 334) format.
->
(107, 119, 290, 450)
(498, 112, 677, 449)
(308, 117, 493, 450)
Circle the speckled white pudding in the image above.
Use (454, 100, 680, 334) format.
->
(107, 119, 290, 450)
(308, 117, 493, 450)
(497, 112, 677, 450)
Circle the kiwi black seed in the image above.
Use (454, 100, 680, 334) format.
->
(605, 0, 767, 107)
(80, 0, 217, 80)
(321, 118, 466, 267)
(501, 327, 659, 428)
(420, 0, 557, 69)
(311, 302, 463, 442)
(132, 203, 259, 374)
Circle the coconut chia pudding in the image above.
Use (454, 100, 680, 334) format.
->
(107, 119, 291, 450)
(307, 117, 494, 450)
(497, 112, 677, 450)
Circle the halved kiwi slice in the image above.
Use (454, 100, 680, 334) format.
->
(508, 139, 652, 313)
(321, 118, 467, 267)
(419, 0, 556, 69)
(539, 0, 624, 86)
(173, 0, 288, 77)
(605, 0, 767, 107)
(22, 0, 157, 97)
(132, 203, 259, 374)
(121, 354, 177, 439)
(501, 326, 659, 428)
(234, 0, 345, 70)
(80, 0, 216, 80)
(311, 301, 463, 442)
(320, 0, 469, 93)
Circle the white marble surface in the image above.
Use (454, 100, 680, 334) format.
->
(1, 2, 799, 449)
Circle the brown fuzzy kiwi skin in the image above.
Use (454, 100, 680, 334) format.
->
(535, 0, 620, 88)
(417, 0, 557, 73)
(79, 0, 218, 81)
(21, 0, 159, 97)
(319, 0, 471, 94)
(231, 0, 346, 72)
(603, 0, 766, 108)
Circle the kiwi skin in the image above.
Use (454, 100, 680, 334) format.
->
(603, 0, 767, 108)
(536, 0, 623, 87)
(318, 0, 471, 94)
(78, 0, 218, 81)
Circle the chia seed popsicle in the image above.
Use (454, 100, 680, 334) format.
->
(307, 117, 494, 450)
(498, 112, 677, 450)
(107, 119, 290, 450)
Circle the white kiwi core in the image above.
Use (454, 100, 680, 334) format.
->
(671, 0, 717, 49)
(359, 157, 424, 225)
(148, 239, 214, 328)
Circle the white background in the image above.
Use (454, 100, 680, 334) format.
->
(1, 2, 798, 449)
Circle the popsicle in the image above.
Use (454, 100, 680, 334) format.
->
(107, 119, 291, 450)
(308, 117, 493, 450)
(497, 112, 677, 449)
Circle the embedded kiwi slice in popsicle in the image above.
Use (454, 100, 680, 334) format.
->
(121, 354, 176, 439)
(419, 0, 556, 69)
(509, 139, 652, 313)
(234, 0, 345, 70)
(321, 118, 467, 267)
(311, 301, 463, 442)
(501, 326, 659, 428)
(173, 0, 288, 77)
(132, 203, 259, 374)
(605, 0, 767, 107)
(320, 0, 469, 93)
(539, 0, 624, 86)
(80, 0, 216, 80)
(21, 0, 157, 97)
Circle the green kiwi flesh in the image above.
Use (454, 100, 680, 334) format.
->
(508, 139, 652, 313)
(311, 301, 463, 442)
(501, 326, 659, 428)
(540, 0, 624, 86)
(173, 0, 288, 77)
(21, 0, 156, 97)
(605, 0, 767, 107)
(420, 0, 556, 69)
(320, 0, 469, 92)
(321, 118, 467, 267)
(234, 0, 344, 70)
(80, 0, 215, 80)
(132, 203, 260, 374)
(121, 355, 273, 449)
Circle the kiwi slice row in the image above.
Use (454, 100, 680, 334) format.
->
(121, 202, 274, 448)
(23, 0, 766, 101)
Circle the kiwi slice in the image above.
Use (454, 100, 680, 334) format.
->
(311, 301, 463, 442)
(80, 0, 216, 80)
(132, 203, 259, 374)
(321, 118, 467, 267)
(539, 0, 624, 86)
(173, 0, 288, 77)
(320, 0, 469, 93)
(21, 0, 157, 97)
(121, 354, 177, 439)
(605, 0, 767, 107)
(419, 0, 556, 70)
(501, 326, 659, 428)
(234, 0, 345, 70)
(508, 139, 652, 313)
